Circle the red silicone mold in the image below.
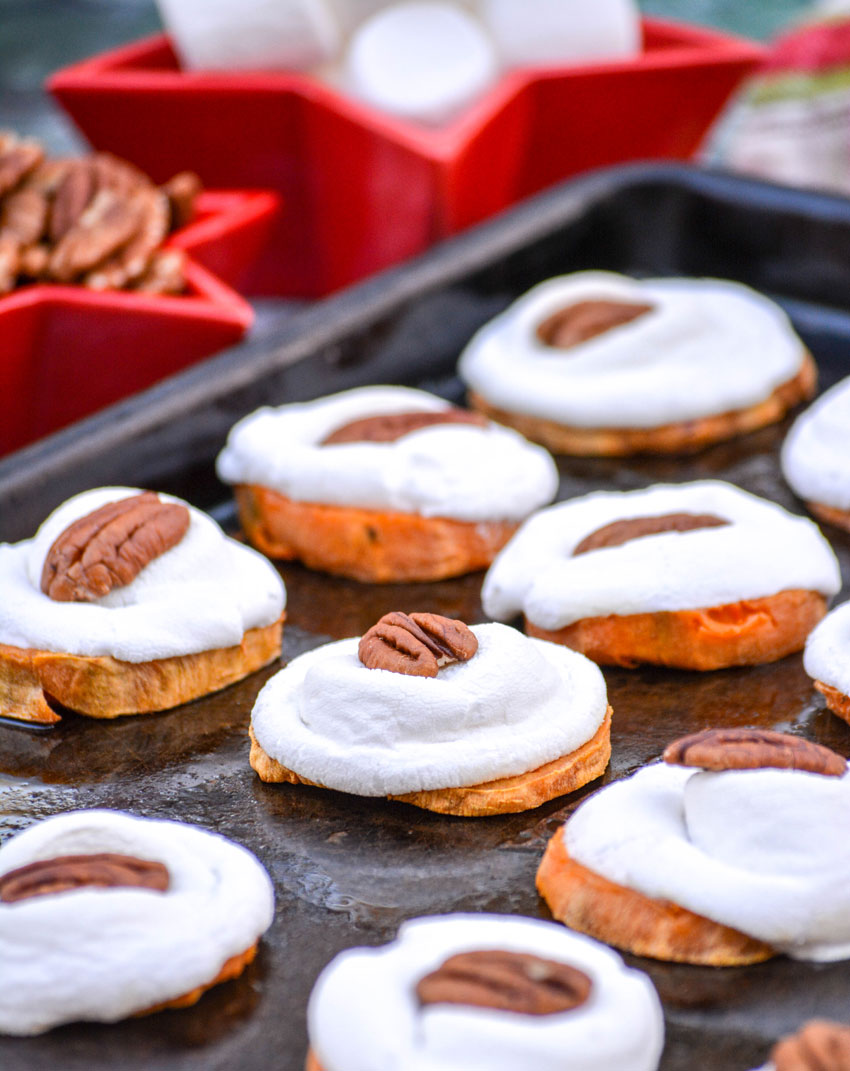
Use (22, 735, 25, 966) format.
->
(0, 259, 252, 457)
(49, 19, 763, 298)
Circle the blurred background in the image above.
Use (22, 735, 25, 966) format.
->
(1, 0, 817, 154)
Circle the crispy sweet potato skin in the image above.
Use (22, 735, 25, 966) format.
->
(816, 681, 850, 725)
(536, 829, 774, 966)
(525, 590, 827, 670)
(137, 944, 258, 1016)
(468, 350, 816, 457)
(0, 617, 283, 724)
(234, 485, 518, 583)
(250, 709, 611, 817)
(808, 501, 850, 536)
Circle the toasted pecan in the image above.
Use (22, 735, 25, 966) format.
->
(41, 491, 190, 603)
(0, 132, 44, 198)
(0, 853, 169, 903)
(573, 512, 728, 556)
(322, 409, 487, 444)
(772, 1020, 850, 1071)
(537, 299, 653, 349)
(663, 728, 846, 777)
(416, 949, 592, 1015)
(358, 611, 478, 677)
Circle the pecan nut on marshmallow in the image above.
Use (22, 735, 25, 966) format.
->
(537, 728, 850, 966)
(458, 272, 816, 456)
(782, 375, 850, 534)
(804, 601, 850, 728)
(249, 613, 611, 816)
(216, 385, 558, 583)
(305, 914, 664, 1071)
(0, 487, 286, 724)
(0, 809, 274, 1035)
(482, 480, 841, 670)
(753, 1020, 850, 1071)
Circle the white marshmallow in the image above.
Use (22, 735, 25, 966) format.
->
(156, 0, 341, 71)
(343, 2, 499, 124)
(308, 914, 664, 1071)
(0, 810, 274, 1035)
(0, 487, 286, 662)
(251, 622, 608, 794)
(479, 0, 641, 69)
(805, 600, 850, 700)
(326, 0, 477, 32)
(565, 760, 850, 961)
(458, 272, 808, 429)
(782, 375, 850, 512)
(482, 480, 841, 630)
(216, 386, 558, 523)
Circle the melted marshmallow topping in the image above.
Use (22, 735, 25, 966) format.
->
(805, 601, 850, 699)
(0, 487, 285, 662)
(308, 914, 664, 1071)
(566, 760, 850, 961)
(251, 623, 607, 794)
(215, 386, 558, 522)
(0, 810, 274, 1035)
(458, 272, 806, 427)
(482, 481, 841, 630)
(782, 375, 850, 512)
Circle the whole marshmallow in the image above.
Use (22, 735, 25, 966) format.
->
(308, 914, 664, 1071)
(156, 0, 341, 71)
(216, 386, 558, 523)
(459, 273, 808, 430)
(480, 0, 641, 68)
(782, 375, 850, 513)
(344, 2, 500, 124)
(251, 622, 608, 794)
(566, 760, 850, 961)
(0, 810, 274, 1035)
(482, 481, 841, 631)
(805, 600, 850, 700)
(0, 487, 285, 663)
(327, 0, 478, 32)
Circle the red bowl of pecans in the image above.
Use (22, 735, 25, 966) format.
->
(49, 18, 764, 297)
(0, 134, 268, 456)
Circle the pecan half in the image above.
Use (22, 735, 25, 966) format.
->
(84, 187, 170, 290)
(90, 152, 150, 199)
(358, 612, 478, 677)
(663, 728, 846, 777)
(416, 950, 592, 1016)
(573, 512, 728, 556)
(0, 234, 19, 294)
(0, 132, 44, 198)
(132, 249, 187, 295)
(772, 1020, 850, 1071)
(49, 159, 97, 243)
(0, 853, 169, 903)
(537, 299, 653, 349)
(1, 187, 49, 246)
(18, 243, 49, 279)
(322, 409, 488, 445)
(48, 188, 141, 282)
(41, 491, 191, 603)
(161, 171, 202, 231)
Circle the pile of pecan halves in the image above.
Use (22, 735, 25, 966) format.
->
(0, 130, 202, 296)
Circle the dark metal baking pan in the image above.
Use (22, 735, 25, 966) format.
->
(1, 162, 850, 1071)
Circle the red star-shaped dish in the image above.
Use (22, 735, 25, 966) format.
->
(49, 20, 763, 298)
(0, 190, 277, 456)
